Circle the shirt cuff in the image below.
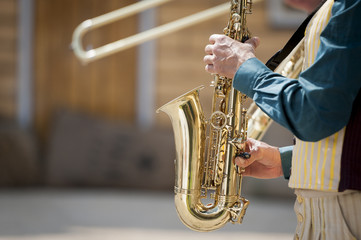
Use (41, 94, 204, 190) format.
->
(279, 146, 293, 180)
(233, 57, 270, 97)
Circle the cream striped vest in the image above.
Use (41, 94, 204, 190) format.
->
(288, 0, 347, 192)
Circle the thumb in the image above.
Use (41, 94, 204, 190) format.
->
(245, 37, 260, 49)
(235, 156, 255, 168)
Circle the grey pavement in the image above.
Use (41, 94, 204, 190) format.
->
(0, 189, 296, 240)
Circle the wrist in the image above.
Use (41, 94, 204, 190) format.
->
(272, 146, 284, 178)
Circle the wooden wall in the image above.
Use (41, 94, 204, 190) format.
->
(0, 0, 17, 119)
(34, 0, 137, 140)
(12, 0, 296, 141)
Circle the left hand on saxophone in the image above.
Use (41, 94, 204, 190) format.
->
(235, 139, 284, 179)
(203, 34, 260, 79)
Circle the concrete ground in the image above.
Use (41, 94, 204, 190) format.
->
(0, 189, 296, 240)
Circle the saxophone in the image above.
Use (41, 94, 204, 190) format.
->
(157, 0, 254, 232)
(157, 0, 307, 231)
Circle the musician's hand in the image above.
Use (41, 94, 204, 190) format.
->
(203, 34, 260, 79)
(235, 138, 283, 179)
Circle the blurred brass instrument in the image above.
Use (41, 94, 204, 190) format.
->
(71, 0, 231, 64)
(157, 0, 254, 232)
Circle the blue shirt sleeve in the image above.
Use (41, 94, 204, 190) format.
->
(233, 0, 361, 141)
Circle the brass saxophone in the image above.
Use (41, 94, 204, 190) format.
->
(157, 0, 254, 232)
(157, 0, 307, 231)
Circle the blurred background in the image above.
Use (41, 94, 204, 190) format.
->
(0, 0, 307, 239)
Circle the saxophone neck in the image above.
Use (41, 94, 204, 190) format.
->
(224, 0, 252, 41)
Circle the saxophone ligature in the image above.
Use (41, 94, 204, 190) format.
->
(157, 0, 255, 232)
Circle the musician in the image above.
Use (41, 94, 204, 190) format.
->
(204, 0, 361, 239)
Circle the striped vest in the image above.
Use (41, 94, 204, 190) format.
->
(289, 0, 351, 192)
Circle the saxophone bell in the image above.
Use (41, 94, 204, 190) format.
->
(157, 86, 250, 232)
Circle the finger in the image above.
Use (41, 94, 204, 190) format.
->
(205, 64, 216, 74)
(204, 44, 213, 54)
(240, 161, 262, 178)
(241, 162, 279, 179)
(245, 36, 260, 49)
(209, 34, 222, 44)
(245, 138, 262, 157)
(235, 156, 255, 168)
(203, 54, 214, 65)
(241, 167, 252, 177)
(241, 164, 258, 178)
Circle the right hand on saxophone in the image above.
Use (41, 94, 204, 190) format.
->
(203, 34, 260, 79)
(235, 138, 284, 179)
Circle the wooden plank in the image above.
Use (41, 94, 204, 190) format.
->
(0, 0, 16, 15)
(34, 0, 137, 140)
(0, 0, 17, 119)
